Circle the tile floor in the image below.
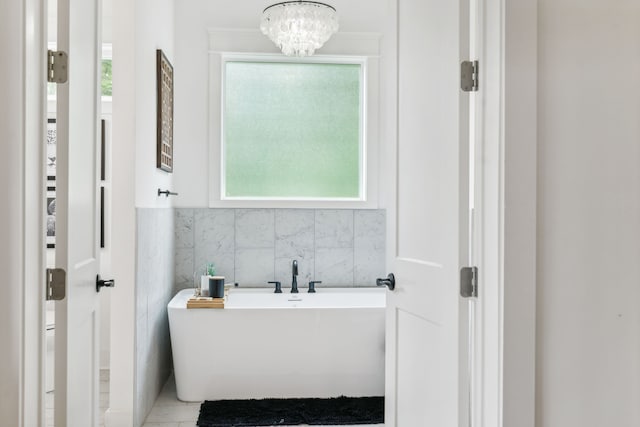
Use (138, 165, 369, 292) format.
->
(45, 369, 382, 426)
(141, 374, 383, 427)
(141, 376, 200, 427)
(46, 370, 384, 427)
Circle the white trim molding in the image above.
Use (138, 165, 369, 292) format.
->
(208, 28, 381, 57)
(472, 0, 537, 426)
(0, 0, 47, 426)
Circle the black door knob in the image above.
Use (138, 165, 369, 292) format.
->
(96, 274, 115, 292)
(376, 273, 395, 290)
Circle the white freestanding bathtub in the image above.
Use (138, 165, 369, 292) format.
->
(168, 287, 386, 402)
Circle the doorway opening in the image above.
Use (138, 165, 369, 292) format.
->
(44, 0, 113, 425)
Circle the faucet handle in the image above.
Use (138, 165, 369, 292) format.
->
(268, 281, 282, 293)
(308, 281, 321, 293)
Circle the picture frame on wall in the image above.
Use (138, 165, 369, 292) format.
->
(101, 119, 106, 181)
(156, 49, 174, 173)
(46, 118, 56, 248)
(46, 188, 56, 249)
(47, 118, 56, 181)
(46, 118, 107, 249)
(100, 119, 107, 248)
(100, 187, 105, 249)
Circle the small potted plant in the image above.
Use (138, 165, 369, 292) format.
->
(200, 263, 216, 296)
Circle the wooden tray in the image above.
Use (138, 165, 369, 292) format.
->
(187, 297, 225, 309)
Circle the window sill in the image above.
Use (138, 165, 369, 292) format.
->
(209, 198, 378, 210)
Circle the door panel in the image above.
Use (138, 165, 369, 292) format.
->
(386, 0, 470, 425)
(396, 310, 442, 425)
(54, 0, 101, 425)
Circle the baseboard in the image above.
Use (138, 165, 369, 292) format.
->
(104, 408, 134, 427)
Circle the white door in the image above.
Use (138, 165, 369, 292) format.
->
(54, 0, 102, 425)
(385, 0, 471, 426)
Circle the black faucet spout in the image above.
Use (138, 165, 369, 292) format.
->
(291, 260, 299, 293)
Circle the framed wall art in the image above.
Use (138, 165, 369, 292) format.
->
(101, 119, 106, 181)
(46, 188, 56, 249)
(46, 118, 56, 248)
(47, 118, 56, 181)
(100, 119, 107, 248)
(100, 187, 105, 249)
(156, 49, 174, 173)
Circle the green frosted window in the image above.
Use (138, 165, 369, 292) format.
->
(101, 59, 112, 96)
(223, 61, 362, 199)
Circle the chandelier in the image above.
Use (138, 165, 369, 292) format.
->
(260, 1, 339, 57)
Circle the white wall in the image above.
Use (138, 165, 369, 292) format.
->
(134, 0, 174, 209)
(503, 1, 538, 426)
(108, 0, 137, 422)
(108, 0, 174, 425)
(1, 2, 28, 425)
(173, 0, 388, 207)
(536, 1, 640, 426)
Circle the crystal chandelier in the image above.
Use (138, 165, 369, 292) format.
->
(260, 1, 339, 57)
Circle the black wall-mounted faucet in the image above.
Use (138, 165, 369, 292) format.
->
(291, 260, 299, 293)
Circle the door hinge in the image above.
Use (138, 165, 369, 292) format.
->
(460, 266, 478, 298)
(47, 50, 68, 84)
(46, 268, 66, 301)
(461, 60, 479, 92)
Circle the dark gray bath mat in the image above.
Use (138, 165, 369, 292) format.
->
(197, 396, 384, 426)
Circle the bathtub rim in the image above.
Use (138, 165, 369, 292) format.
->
(169, 287, 387, 310)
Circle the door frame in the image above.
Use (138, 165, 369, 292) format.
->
(3, 0, 537, 426)
(0, 0, 47, 426)
(383, 0, 537, 426)
(471, 0, 537, 426)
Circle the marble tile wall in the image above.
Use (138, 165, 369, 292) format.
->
(135, 208, 175, 427)
(174, 209, 386, 290)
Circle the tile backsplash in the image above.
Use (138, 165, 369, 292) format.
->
(175, 208, 386, 289)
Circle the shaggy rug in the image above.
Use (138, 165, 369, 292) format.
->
(196, 396, 384, 426)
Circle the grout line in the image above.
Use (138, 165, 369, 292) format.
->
(352, 209, 355, 286)
(232, 208, 236, 284)
(273, 208, 276, 283)
(189, 209, 195, 285)
(310, 209, 314, 282)
(191, 209, 195, 269)
(313, 209, 317, 282)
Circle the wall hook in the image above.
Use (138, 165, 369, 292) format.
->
(158, 188, 178, 197)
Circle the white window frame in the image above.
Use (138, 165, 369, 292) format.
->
(220, 54, 367, 203)
(208, 29, 380, 209)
